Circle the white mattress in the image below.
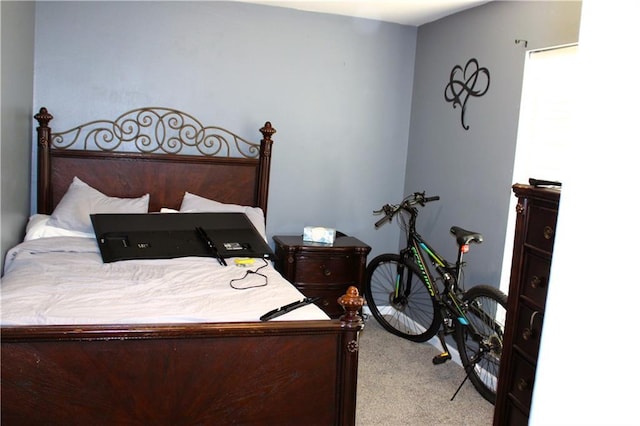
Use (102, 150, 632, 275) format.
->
(1, 237, 329, 325)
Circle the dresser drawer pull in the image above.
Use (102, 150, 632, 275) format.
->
(517, 378, 531, 391)
(530, 275, 545, 289)
(522, 327, 536, 341)
(523, 311, 542, 341)
(543, 225, 554, 240)
(322, 266, 331, 277)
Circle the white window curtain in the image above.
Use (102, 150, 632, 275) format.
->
(500, 44, 578, 293)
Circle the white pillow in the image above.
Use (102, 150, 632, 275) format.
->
(24, 214, 94, 241)
(48, 177, 150, 234)
(179, 192, 267, 241)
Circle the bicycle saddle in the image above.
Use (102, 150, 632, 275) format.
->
(450, 226, 483, 246)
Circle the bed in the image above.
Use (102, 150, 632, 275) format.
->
(1, 107, 364, 425)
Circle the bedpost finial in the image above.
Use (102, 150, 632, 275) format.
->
(338, 286, 364, 327)
(34, 107, 53, 127)
(260, 121, 276, 141)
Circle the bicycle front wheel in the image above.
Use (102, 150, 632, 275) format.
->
(364, 254, 441, 342)
(455, 284, 508, 404)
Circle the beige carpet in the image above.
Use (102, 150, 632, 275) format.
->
(356, 317, 495, 426)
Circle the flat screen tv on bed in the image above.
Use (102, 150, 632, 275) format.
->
(0, 107, 364, 425)
(90, 211, 276, 262)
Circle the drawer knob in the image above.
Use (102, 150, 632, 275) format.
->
(530, 275, 545, 289)
(522, 327, 537, 341)
(322, 266, 331, 277)
(517, 378, 531, 391)
(543, 225, 554, 240)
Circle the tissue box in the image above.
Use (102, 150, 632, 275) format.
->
(303, 226, 336, 244)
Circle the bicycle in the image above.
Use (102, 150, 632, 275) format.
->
(363, 191, 508, 404)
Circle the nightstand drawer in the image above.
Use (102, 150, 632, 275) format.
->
(272, 235, 371, 319)
(293, 255, 358, 284)
(295, 284, 351, 318)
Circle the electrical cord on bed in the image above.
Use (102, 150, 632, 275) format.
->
(229, 258, 269, 290)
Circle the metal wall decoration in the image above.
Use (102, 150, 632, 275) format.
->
(444, 58, 490, 130)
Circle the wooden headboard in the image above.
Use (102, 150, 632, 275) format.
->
(34, 107, 275, 215)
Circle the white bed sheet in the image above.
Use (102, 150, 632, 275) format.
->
(1, 237, 329, 325)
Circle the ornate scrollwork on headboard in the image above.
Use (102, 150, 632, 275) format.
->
(48, 107, 261, 158)
(34, 106, 276, 215)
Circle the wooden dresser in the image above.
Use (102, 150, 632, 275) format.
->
(273, 235, 371, 318)
(494, 184, 560, 425)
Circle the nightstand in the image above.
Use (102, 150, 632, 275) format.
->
(273, 234, 371, 318)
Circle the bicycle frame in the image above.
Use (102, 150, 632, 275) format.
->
(394, 207, 473, 329)
(406, 236, 469, 322)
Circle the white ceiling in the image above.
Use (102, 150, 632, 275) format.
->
(232, 1, 491, 26)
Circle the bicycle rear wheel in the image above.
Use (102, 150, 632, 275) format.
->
(455, 284, 508, 404)
(364, 254, 441, 342)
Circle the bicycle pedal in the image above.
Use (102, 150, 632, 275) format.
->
(432, 352, 452, 365)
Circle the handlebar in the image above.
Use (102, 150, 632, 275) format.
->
(373, 191, 440, 228)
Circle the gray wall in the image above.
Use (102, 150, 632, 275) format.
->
(0, 1, 35, 274)
(32, 1, 417, 259)
(406, 1, 581, 287)
(2, 1, 582, 285)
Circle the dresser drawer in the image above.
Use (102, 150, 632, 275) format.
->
(293, 255, 358, 284)
(525, 204, 558, 253)
(521, 250, 551, 309)
(502, 401, 529, 426)
(513, 302, 544, 361)
(507, 354, 536, 413)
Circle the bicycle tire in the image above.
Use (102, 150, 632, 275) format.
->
(455, 284, 508, 404)
(364, 253, 441, 342)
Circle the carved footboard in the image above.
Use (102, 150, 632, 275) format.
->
(1, 288, 364, 425)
